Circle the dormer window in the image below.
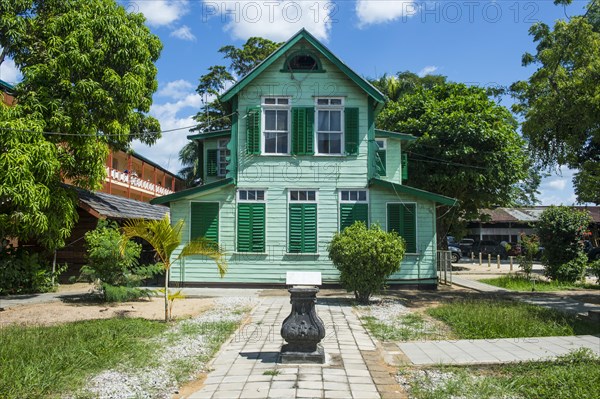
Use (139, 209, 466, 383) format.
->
(282, 51, 323, 73)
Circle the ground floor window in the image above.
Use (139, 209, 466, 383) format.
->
(237, 190, 266, 253)
(288, 190, 317, 253)
(339, 190, 368, 231)
(387, 203, 417, 253)
(191, 202, 219, 243)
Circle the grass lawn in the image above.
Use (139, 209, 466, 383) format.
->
(426, 299, 599, 339)
(480, 274, 600, 292)
(0, 317, 240, 399)
(361, 313, 449, 342)
(400, 349, 600, 399)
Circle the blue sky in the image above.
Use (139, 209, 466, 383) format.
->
(0, 0, 590, 205)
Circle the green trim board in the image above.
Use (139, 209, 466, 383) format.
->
(150, 178, 234, 205)
(220, 29, 385, 104)
(187, 130, 232, 141)
(374, 129, 417, 141)
(369, 178, 457, 206)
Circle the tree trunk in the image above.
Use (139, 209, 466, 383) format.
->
(164, 266, 170, 322)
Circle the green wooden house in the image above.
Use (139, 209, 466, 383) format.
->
(151, 29, 456, 288)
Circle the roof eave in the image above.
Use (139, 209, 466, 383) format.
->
(150, 178, 234, 205)
(369, 178, 457, 206)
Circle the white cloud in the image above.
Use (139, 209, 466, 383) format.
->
(418, 65, 438, 77)
(203, 0, 333, 41)
(538, 167, 578, 205)
(0, 56, 21, 84)
(355, 0, 418, 28)
(157, 80, 195, 100)
(130, 0, 189, 27)
(170, 25, 196, 41)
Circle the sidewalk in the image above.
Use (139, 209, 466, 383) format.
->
(184, 296, 401, 399)
(396, 335, 600, 365)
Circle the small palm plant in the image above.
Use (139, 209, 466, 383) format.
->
(121, 215, 227, 321)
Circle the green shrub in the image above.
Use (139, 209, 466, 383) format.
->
(0, 244, 65, 295)
(328, 222, 405, 304)
(80, 220, 161, 301)
(587, 259, 600, 284)
(518, 233, 539, 278)
(537, 206, 592, 282)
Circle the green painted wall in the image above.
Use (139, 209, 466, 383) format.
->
(376, 138, 403, 184)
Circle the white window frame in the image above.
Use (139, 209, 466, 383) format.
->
(262, 97, 291, 155)
(339, 189, 369, 203)
(288, 189, 318, 203)
(375, 138, 387, 150)
(237, 189, 267, 202)
(217, 138, 230, 177)
(315, 97, 344, 155)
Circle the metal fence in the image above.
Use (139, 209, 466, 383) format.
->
(437, 250, 452, 285)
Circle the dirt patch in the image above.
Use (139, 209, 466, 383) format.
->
(0, 296, 214, 327)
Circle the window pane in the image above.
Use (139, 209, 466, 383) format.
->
(257, 191, 264, 201)
(318, 133, 329, 153)
(248, 191, 256, 200)
(264, 98, 276, 104)
(265, 132, 277, 153)
(350, 191, 357, 201)
(330, 99, 342, 105)
(318, 110, 329, 131)
(376, 140, 384, 148)
(330, 111, 341, 131)
(265, 110, 276, 130)
(317, 99, 328, 105)
(299, 191, 307, 201)
(341, 191, 349, 201)
(239, 191, 247, 200)
(308, 191, 315, 201)
(359, 191, 367, 201)
(330, 134, 342, 153)
(291, 191, 298, 201)
(276, 110, 288, 131)
(276, 133, 288, 153)
(278, 98, 289, 105)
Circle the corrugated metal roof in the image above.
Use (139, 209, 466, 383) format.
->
(74, 187, 168, 220)
(479, 207, 600, 223)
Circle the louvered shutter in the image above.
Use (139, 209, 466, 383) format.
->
(340, 204, 369, 231)
(289, 204, 317, 253)
(246, 107, 261, 154)
(206, 149, 218, 177)
(376, 149, 387, 176)
(344, 108, 359, 155)
(292, 107, 314, 155)
(191, 202, 219, 243)
(387, 203, 416, 253)
(402, 153, 408, 180)
(237, 203, 265, 252)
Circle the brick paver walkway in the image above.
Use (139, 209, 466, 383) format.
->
(397, 335, 600, 365)
(186, 296, 398, 399)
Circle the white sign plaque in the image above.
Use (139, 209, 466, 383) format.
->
(286, 271, 322, 286)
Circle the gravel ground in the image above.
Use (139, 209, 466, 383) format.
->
(73, 297, 258, 399)
(355, 297, 412, 325)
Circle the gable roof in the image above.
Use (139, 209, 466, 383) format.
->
(369, 178, 458, 206)
(72, 186, 169, 220)
(220, 29, 386, 104)
(374, 129, 417, 141)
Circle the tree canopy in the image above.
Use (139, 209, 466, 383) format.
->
(0, 0, 162, 249)
(374, 74, 532, 240)
(511, 0, 600, 204)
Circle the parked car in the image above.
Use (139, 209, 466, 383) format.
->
(506, 242, 522, 257)
(448, 243, 461, 263)
(458, 238, 475, 256)
(472, 240, 508, 259)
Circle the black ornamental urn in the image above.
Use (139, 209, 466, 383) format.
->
(280, 287, 326, 363)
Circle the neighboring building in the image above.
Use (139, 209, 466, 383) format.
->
(101, 150, 184, 202)
(56, 186, 169, 280)
(0, 79, 16, 106)
(151, 29, 456, 288)
(467, 206, 600, 244)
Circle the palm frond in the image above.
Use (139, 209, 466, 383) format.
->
(176, 237, 228, 277)
(121, 217, 181, 265)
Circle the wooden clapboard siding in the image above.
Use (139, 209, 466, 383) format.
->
(377, 138, 403, 184)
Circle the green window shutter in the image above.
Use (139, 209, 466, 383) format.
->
(237, 203, 265, 252)
(206, 149, 218, 177)
(402, 153, 408, 180)
(387, 203, 416, 253)
(344, 107, 359, 155)
(289, 204, 317, 253)
(376, 149, 387, 176)
(292, 107, 314, 155)
(340, 203, 369, 231)
(191, 202, 219, 243)
(246, 107, 261, 155)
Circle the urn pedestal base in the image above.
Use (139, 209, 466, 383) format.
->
(280, 287, 326, 364)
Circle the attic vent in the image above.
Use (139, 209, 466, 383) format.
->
(282, 51, 323, 73)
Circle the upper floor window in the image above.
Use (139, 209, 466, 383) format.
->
(316, 97, 344, 155)
(262, 97, 290, 155)
(282, 51, 323, 72)
(217, 139, 230, 177)
(375, 139, 387, 177)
